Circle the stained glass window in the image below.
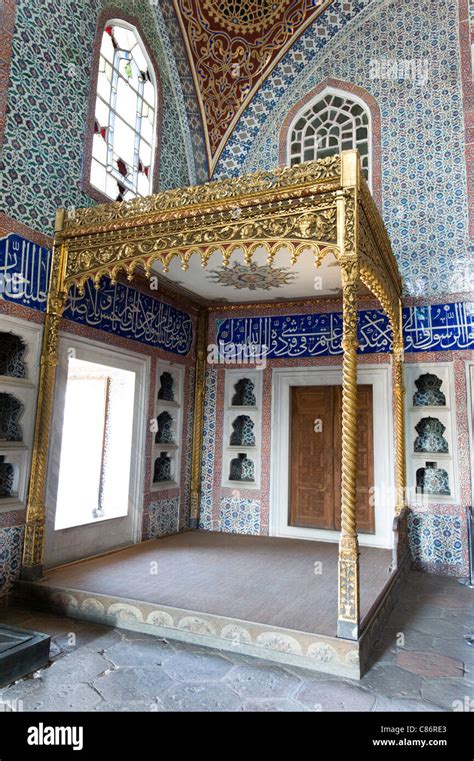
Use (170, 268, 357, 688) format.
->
(90, 22, 156, 201)
(288, 90, 371, 183)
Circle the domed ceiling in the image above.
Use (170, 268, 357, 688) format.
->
(172, 0, 334, 174)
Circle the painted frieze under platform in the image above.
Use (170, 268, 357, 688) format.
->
(13, 548, 411, 679)
(13, 581, 364, 679)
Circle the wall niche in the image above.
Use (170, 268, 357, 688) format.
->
(0, 332, 27, 379)
(0, 392, 23, 441)
(232, 378, 256, 406)
(223, 370, 262, 489)
(0, 315, 42, 510)
(158, 371, 175, 401)
(413, 372, 446, 407)
(153, 451, 173, 483)
(0, 455, 15, 497)
(405, 363, 457, 505)
(416, 461, 450, 496)
(151, 361, 184, 492)
(155, 411, 174, 444)
(230, 415, 255, 446)
(414, 417, 449, 454)
(229, 453, 255, 482)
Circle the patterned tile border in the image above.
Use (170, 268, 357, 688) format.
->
(458, 0, 474, 237)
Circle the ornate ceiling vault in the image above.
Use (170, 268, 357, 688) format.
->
(172, 0, 334, 175)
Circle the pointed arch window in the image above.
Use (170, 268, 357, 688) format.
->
(90, 21, 157, 201)
(288, 89, 371, 184)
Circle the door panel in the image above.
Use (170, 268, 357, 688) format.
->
(290, 384, 375, 534)
(290, 387, 335, 529)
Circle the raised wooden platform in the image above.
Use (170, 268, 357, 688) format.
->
(14, 531, 410, 678)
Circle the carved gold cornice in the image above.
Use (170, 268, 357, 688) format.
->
(61, 156, 342, 232)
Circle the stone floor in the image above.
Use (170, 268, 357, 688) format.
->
(0, 570, 472, 712)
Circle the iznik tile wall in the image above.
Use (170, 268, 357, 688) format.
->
(0, 0, 196, 235)
(0, 525, 24, 597)
(220, 497, 261, 535)
(215, 0, 471, 298)
(148, 497, 180, 538)
(407, 512, 465, 576)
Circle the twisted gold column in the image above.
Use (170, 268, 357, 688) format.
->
(21, 237, 67, 579)
(337, 266, 361, 639)
(190, 309, 208, 528)
(393, 310, 407, 515)
(336, 168, 361, 640)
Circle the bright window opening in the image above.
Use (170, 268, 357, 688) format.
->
(288, 89, 371, 184)
(55, 358, 135, 530)
(90, 21, 156, 201)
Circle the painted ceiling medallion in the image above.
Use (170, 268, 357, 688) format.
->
(204, 0, 285, 33)
(173, 0, 333, 174)
(208, 262, 297, 290)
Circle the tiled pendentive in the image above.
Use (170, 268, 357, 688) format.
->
(215, 0, 471, 299)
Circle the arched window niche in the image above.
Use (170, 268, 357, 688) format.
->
(279, 79, 382, 206)
(83, 13, 162, 203)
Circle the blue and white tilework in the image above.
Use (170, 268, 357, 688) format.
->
(220, 497, 261, 535)
(0, 525, 24, 597)
(0, 234, 194, 356)
(216, 302, 473, 357)
(407, 512, 464, 569)
(148, 497, 180, 538)
(215, 0, 471, 298)
(0, 0, 195, 234)
(198, 368, 217, 531)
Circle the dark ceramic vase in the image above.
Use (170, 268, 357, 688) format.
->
(229, 453, 255, 482)
(154, 452, 172, 482)
(158, 371, 174, 402)
(232, 378, 256, 406)
(414, 417, 449, 453)
(0, 455, 14, 497)
(416, 461, 450, 496)
(413, 373, 446, 406)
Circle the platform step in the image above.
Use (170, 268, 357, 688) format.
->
(13, 580, 363, 679)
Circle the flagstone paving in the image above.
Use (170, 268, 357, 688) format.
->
(0, 571, 472, 712)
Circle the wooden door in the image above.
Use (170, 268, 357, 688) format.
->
(289, 385, 375, 533)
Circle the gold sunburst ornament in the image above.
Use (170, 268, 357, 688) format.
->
(208, 261, 297, 290)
